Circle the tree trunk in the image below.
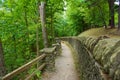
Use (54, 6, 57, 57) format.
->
(36, 27, 40, 68)
(108, 0, 112, 26)
(36, 27, 39, 56)
(39, 2, 48, 48)
(50, 5, 54, 44)
(98, 5, 107, 28)
(108, 0, 115, 28)
(24, 6, 29, 42)
(118, 0, 120, 30)
(0, 39, 6, 77)
(24, 5, 31, 59)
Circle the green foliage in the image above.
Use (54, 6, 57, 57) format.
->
(45, 0, 64, 43)
(28, 67, 42, 79)
(0, 0, 64, 78)
(0, 0, 118, 79)
(66, 0, 88, 35)
(65, 0, 110, 35)
(84, 0, 109, 26)
(0, 0, 42, 73)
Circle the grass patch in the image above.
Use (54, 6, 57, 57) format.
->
(78, 27, 120, 38)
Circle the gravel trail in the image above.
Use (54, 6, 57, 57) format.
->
(42, 43, 79, 80)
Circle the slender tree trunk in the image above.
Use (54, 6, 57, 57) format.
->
(36, 27, 40, 67)
(24, 6, 29, 40)
(50, 6, 54, 44)
(118, 0, 120, 30)
(36, 27, 39, 56)
(111, 0, 115, 28)
(108, 0, 115, 28)
(0, 39, 6, 77)
(12, 35, 17, 62)
(98, 5, 107, 28)
(108, 0, 112, 26)
(39, 2, 48, 48)
(24, 6, 31, 59)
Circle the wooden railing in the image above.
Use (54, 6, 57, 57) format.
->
(2, 54, 46, 80)
(1, 42, 61, 80)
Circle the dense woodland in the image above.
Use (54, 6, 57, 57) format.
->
(0, 0, 120, 79)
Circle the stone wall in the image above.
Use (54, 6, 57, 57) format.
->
(59, 37, 102, 80)
(59, 36, 120, 80)
(40, 43, 61, 71)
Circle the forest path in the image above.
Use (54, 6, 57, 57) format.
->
(42, 42, 79, 80)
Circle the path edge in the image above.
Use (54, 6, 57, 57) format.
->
(63, 41, 80, 79)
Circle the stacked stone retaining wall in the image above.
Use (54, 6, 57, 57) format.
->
(59, 36, 120, 80)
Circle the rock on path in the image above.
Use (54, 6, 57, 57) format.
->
(42, 43, 79, 80)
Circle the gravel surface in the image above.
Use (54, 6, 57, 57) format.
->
(42, 43, 79, 80)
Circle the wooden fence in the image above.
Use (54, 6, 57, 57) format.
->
(2, 54, 46, 80)
(1, 40, 61, 80)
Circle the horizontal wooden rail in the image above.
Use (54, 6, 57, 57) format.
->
(25, 63, 46, 80)
(2, 54, 46, 80)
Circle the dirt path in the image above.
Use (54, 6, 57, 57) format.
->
(42, 43, 79, 80)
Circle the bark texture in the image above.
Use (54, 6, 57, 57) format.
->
(39, 2, 48, 48)
(108, 0, 115, 28)
(0, 39, 6, 77)
(118, 0, 120, 30)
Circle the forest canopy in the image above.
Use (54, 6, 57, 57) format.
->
(0, 0, 120, 78)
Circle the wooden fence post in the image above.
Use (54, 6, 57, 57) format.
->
(40, 47, 56, 71)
